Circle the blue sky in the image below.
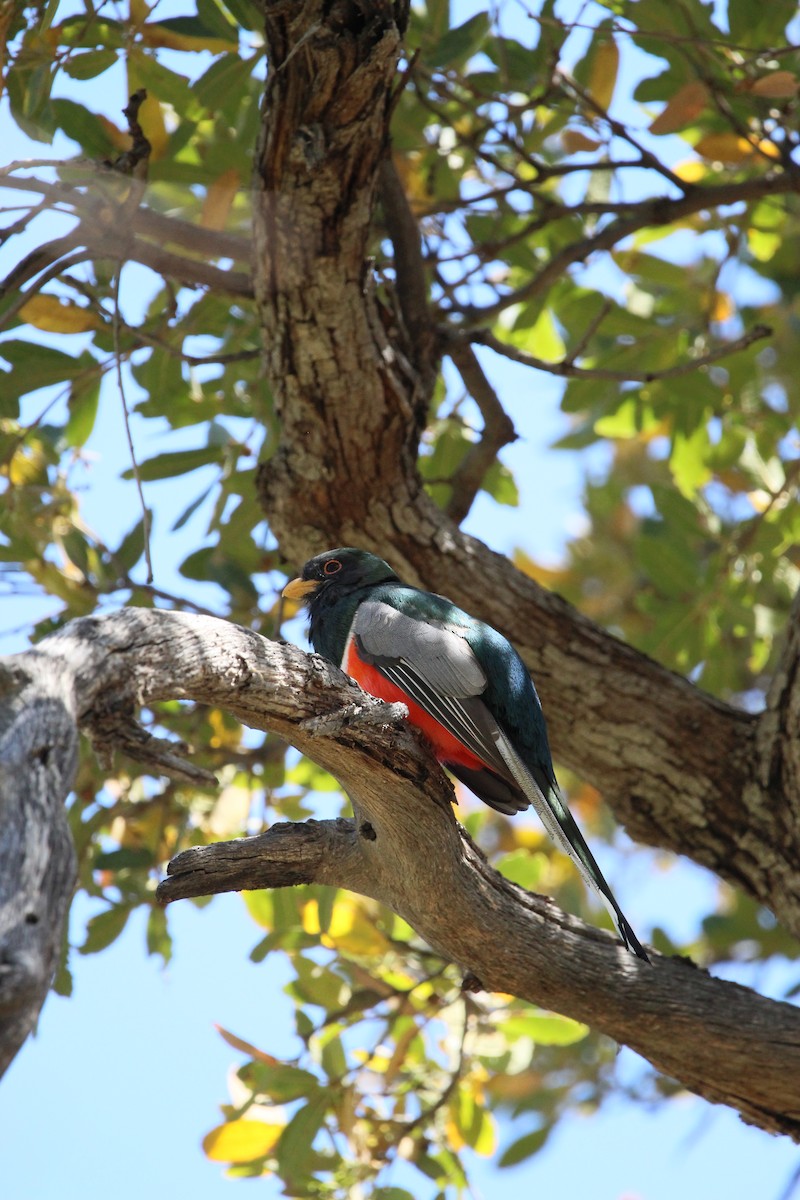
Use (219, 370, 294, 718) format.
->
(2, 2, 800, 1198)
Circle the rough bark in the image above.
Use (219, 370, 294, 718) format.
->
(250, 0, 800, 938)
(0, 658, 77, 1077)
(1, 607, 800, 1138)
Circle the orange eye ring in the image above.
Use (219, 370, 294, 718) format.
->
(323, 559, 342, 576)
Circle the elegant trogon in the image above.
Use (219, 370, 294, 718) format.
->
(283, 547, 649, 962)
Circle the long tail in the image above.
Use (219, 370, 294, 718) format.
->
(493, 733, 650, 963)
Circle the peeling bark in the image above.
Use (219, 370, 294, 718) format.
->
(1, 608, 799, 1138)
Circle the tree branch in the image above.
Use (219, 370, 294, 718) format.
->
(2, 606, 800, 1136)
(444, 339, 517, 524)
(0, 174, 253, 299)
(456, 174, 800, 327)
(378, 154, 436, 385)
(470, 322, 773, 383)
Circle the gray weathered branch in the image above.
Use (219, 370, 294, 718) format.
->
(1, 607, 800, 1138)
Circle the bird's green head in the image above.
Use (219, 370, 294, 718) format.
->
(283, 548, 399, 606)
(283, 549, 400, 662)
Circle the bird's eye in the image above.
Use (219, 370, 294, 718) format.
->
(323, 559, 342, 576)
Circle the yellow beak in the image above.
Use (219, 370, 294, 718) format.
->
(282, 577, 318, 601)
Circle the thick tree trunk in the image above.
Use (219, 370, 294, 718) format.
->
(0, 658, 77, 1077)
(1, 608, 799, 1137)
(250, 0, 800, 938)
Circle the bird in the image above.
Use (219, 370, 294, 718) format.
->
(283, 547, 649, 962)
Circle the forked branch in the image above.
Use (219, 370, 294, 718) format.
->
(1, 607, 799, 1137)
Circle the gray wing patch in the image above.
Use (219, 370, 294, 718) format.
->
(353, 601, 487, 698)
(352, 601, 517, 782)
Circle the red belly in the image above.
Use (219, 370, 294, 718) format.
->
(344, 641, 487, 771)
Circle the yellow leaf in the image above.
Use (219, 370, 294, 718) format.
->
(513, 549, 571, 590)
(98, 115, 131, 152)
(588, 37, 619, 112)
(694, 133, 780, 163)
(242, 889, 274, 929)
(208, 706, 241, 749)
(673, 158, 707, 183)
(140, 22, 238, 53)
(711, 291, 734, 322)
(203, 1119, 283, 1164)
(648, 80, 708, 135)
(446, 1084, 497, 1156)
(561, 129, 600, 154)
(321, 896, 390, 958)
(747, 489, 772, 512)
(19, 294, 100, 334)
(748, 226, 781, 262)
(127, 53, 169, 160)
(301, 898, 321, 935)
(748, 71, 799, 99)
(202, 168, 241, 231)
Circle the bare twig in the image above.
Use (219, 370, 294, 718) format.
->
(444, 340, 517, 524)
(109, 89, 151, 180)
(471, 323, 772, 383)
(456, 176, 799, 326)
(559, 71, 688, 194)
(378, 155, 436, 382)
(112, 268, 153, 584)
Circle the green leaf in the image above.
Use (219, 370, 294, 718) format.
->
(509, 307, 566, 363)
(427, 13, 491, 68)
(94, 847, 154, 870)
(287, 956, 349, 1011)
(51, 99, 118, 157)
(79, 905, 130, 954)
(319, 1031, 348, 1082)
(241, 1061, 320, 1103)
(275, 1092, 330, 1183)
(0, 340, 87, 400)
(496, 849, 546, 889)
(127, 52, 193, 111)
(171, 486, 214, 532)
(193, 53, 255, 112)
(216, 0, 261, 29)
(286, 757, 341, 794)
(482, 460, 519, 507)
(499, 1126, 549, 1168)
(728, 0, 796, 45)
(635, 532, 700, 599)
(65, 375, 101, 448)
(500, 1012, 589, 1046)
(146, 906, 173, 964)
(197, 0, 240, 41)
(39, 0, 60, 33)
(121, 446, 221, 481)
(670, 424, 712, 498)
(62, 49, 118, 80)
(114, 517, 147, 572)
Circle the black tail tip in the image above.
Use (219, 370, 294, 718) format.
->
(621, 925, 651, 964)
